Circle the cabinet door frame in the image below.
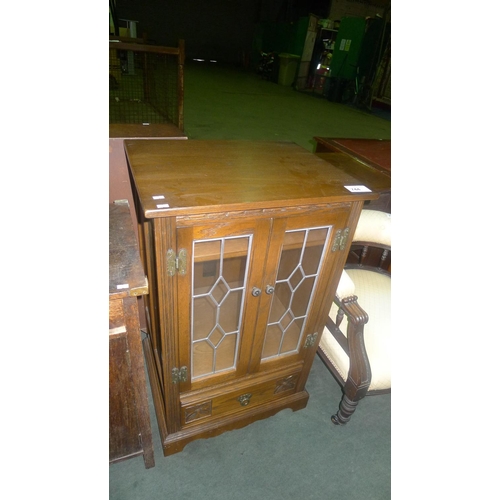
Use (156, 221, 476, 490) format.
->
(249, 208, 352, 374)
(176, 217, 272, 392)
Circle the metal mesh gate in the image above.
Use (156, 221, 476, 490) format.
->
(109, 41, 184, 130)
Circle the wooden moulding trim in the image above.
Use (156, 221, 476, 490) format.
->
(173, 202, 352, 226)
(144, 199, 366, 220)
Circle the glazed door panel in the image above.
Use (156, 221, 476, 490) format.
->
(250, 210, 351, 373)
(176, 218, 272, 392)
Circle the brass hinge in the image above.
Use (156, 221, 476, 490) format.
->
(332, 228, 350, 252)
(172, 366, 188, 384)
(304, 332, 318, 348)
(331, 229, 342, 252)
(339, 227, 350, 251)
(166, 248, 187, 276)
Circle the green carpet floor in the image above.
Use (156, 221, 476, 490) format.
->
(183, 61, 390, 151)
(110, 355, 390, 500)
(109, 60, 391, 499)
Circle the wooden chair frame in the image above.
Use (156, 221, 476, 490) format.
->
(318, 236, 391, 425)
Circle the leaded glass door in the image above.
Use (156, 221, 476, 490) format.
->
(248, 211, 349, 373)
(190, 235, 251, 379)
(261, 225, 331, 359)
(176, 218, 271, 391)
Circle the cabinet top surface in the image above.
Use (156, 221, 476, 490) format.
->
(109, 202, 148, 298)
(125, 140, 378, 217)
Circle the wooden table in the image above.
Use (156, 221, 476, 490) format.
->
(314, 137, 390, 173)
(110, 123, 187, 330)
(313, 137, 391, 213)
(109, 200, 155, 469)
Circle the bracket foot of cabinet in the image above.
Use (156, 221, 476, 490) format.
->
(144, 333, 308, 456)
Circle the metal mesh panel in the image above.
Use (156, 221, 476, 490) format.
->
(109, 44, 182, 128)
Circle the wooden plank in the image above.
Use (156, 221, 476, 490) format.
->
(109, 201, 149, 298)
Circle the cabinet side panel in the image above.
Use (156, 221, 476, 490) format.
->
(154, 217, 182, 434)
(142, 221, 162, 373)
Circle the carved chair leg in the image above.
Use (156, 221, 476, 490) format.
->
(331, 371, 370, 425)
(331, 394, 359, 425)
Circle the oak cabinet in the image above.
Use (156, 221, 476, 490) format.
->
(125, 140, 377, 456)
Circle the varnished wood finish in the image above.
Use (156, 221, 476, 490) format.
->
(314, 138, 391, 173)
(125, 140, 378, 218)
(109, 201, 154, 469)
(313, 137, 391, 213)
(126, 140, 378, 456)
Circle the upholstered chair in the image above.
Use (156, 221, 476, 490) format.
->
(318, 209, 391, 424)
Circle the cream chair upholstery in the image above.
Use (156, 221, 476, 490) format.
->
(318, 209, 391, 424)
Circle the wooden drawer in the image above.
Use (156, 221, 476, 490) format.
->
(180, 369, 302, 427)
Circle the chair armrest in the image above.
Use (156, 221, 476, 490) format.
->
(334, 294, 369, 329)
(331, 293, 372, 400)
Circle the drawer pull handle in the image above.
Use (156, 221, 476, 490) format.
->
(237, 393, 252, 406)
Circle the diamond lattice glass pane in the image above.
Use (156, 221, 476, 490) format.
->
(208, 327, 224, 347)
(193, 261, 219, 295)
(211, 279, 229, 304)
(214, 334, 237, 372)
(193, 241, 221, 295)
(191, 235, 252, 380)
(281, 318, 303, 353)
(268, 282, 290, 323)
(289, 267, 304, 290)
(193, 296, 217, 341)
(262, 324, 283, 358)
(192, 340, 214, 378)
(302, 228, 328, 275)
(279, 311, 293, 330)
(277, 231, 305, 280)
(277, 248, 301, 280)
(291, 277, 315, 317)
(223, 238, 249, 288)
(219, 289, 243, 333)
(262, 226, 330, 360)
